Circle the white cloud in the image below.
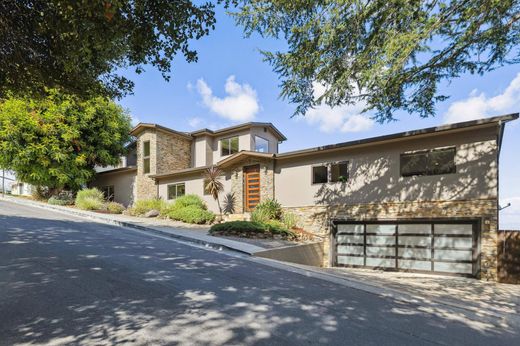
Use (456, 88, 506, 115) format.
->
(131, 116, 140, 126)
(305, 83, 374, 133)
(499, 196, 520, 230)
(444, 73, 520, 124)
(188, 117, 204, 128)
(195, 76, 259, 122)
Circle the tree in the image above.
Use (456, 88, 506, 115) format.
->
(0, 89, 132, 191)
(232, 1, 520, 122)
(203, 166, 225, 217)
(0, 1, 221, 99)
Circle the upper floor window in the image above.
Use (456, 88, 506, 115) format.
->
(255, 136, 269, 153)
(167, 183, 185, 200)
(143, 141, 151, 174)
(221, 136, 239, 156)
(400, 147, 456, 177)
(312, 161, 349, 184)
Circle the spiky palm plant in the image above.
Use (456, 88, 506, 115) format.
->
(203, 166, 224, 218)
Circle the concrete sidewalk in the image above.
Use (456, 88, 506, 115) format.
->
(0, 196, 265, 255)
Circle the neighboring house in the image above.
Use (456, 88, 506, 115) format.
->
(91, 114, 519, 280)
(10, 181, 33, 196)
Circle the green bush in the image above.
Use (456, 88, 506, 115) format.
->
(253, 198, 282, 221)
(128, 198, 166, 216)
(209, 220, 296, 238)
(281, 212, 299, 229)
(167, 205, 215, 224)
(75, 188, 104, 210)
(174, 194, 207, 209)
(48, 196, 71, 206)
(106, 202, 125, 214)
(251, 206, 272, 224)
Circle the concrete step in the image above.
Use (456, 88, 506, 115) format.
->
(224, 213, 251, 222)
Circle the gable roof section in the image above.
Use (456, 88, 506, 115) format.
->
(190, 122, 287, 141)
(277, 113, 519, 159)
(130, 123, 192, 140)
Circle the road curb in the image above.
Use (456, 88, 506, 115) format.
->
(0, 196, 253, 255)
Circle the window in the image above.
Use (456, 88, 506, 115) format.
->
(330, 162, 349, 183)
(312, 161, 349, 184)
(101, 185, 114, 201)
(143, 140, 151, 174)
(255, 136, 269, 153)
(220, 136, 239, 156)
(401, 147, 456, 177)
(167, 183, 185, 200)
(312, 165, 328, 184)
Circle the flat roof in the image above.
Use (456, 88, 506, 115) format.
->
(277, 113, 519, 159)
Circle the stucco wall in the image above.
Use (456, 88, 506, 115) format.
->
(90, 170, 137, 206)
(249, 127, 279, 153)
(211, 129, 251, 164)
(157, 173, 232, 213)
(275, 126, 498, 207)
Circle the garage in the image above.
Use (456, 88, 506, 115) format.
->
(332, 220, 479, 276)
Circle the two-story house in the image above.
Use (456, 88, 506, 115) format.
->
(91, 114, 519, 280)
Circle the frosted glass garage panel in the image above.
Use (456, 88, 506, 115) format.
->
(398, 224, 431, 234)
(399, 236, 431, 247)
(434, 249, 473, 261)
(435, 224, 473, 235)
(366, 224, 396, 235)
(366, 246, 395, 257)
(398, 259, 431, 271)
(337, 256, 364, 266)
(366, 257, 395, 268)
(398, 247, 430, 259)
(337, 245, 364, 256)
(366, 235, 395, 245)
(337, 224, 364, 234)
(336, 234, 364, 244)
(434, 262, 473, 274)
(434, 237, 472, 249)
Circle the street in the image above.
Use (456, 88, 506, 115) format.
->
(0, 200, 518, 345)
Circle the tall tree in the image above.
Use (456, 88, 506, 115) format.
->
(0, 1, 220, 99)
(0, 89, 132, 191)
(232, 1, 520, 122)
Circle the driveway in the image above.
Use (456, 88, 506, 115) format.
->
(1, 200, 519, 345)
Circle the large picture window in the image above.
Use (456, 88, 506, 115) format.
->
(254, 136, 269, 153)
(167, 183, 185, 200)
(312, 165, 328, 184)
(143, 140, 151, 174)
(401, 147, 456, 177)
(221, 137, 239, 156)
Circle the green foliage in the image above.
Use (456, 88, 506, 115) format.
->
(174, 194, 207, 210)
(233, 1, 520, 121)
(48, 196, 71, 206)
(252, 198, 282, 221)
(128, 199, 166, 216)
(209, 220, 296, 238)
(167, 205, 215, 224)
(75, 188, 104, 210)
(0, 1, 220, 98)
(281, 212, 298, 229)
(0, 90, 132, 190)
(203, 166, 224, 214)
(106, 202, 125, 214)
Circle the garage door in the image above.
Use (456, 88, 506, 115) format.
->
(333, 221, 478, 276)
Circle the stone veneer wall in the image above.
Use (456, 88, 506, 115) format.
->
(135, 129, 192, 201)
(283, 198, 498, 280)
(230, 158, 275, 214)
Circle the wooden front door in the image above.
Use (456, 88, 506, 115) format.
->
(244, 165, 260, 211)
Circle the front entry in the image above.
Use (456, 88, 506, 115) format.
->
(244, 165, 260, 211)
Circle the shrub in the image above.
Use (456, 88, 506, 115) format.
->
(128, 198, 166, 216)
(209, 220, 296, 238)
(75, 188, 104, 210)
(281, 212, 299, 229)
(47, 191, 74, 206)
(168, 205, 215, 224)
(106, 202, 125, 214)
(174, 194, 207, 209)
(253, 198, 282, 221)
(251, 207, 272, 224)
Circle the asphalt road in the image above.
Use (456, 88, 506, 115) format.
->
(0, 200, 518, 346)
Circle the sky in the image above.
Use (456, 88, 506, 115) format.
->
(117, 7, 520, 229)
